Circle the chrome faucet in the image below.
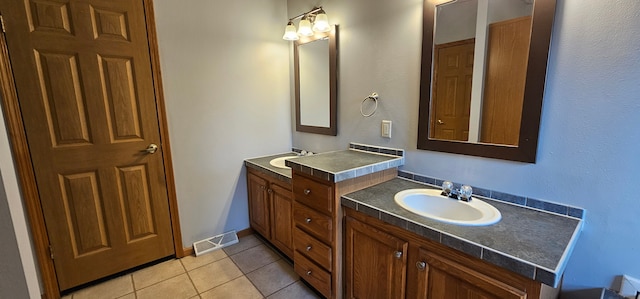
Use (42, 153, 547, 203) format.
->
(441, 181, 473, 202)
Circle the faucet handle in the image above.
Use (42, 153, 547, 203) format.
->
(458, 185, 473, 202)
(441, 181, 453, 196)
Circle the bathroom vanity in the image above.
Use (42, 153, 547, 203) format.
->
(245, 144, 582, 299)
(245, 153, 298, 258)
(342, 178, 582, 299)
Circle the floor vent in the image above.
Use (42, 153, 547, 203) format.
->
(193, 230, 239, 256)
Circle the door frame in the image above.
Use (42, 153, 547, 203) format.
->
(0, 1, 184, 298)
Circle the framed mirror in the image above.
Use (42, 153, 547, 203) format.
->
(417, 0, 556, 162)
(295, 25, 338, 136)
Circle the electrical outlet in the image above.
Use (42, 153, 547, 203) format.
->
(619, 275, 640, 298)
(381, 120, 392, 138)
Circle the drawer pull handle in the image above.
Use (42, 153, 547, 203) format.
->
(305, 218, 312, 224)
(394, 251, 403, 259)
(416, 261, 426, 271)
(306, 270, 312, 276)
(306, 245, 312, 251)
(304, 189, 311, 195)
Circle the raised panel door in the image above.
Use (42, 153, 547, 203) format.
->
(247, 172, 270, 239)
(270, 182, 293, 257)
(414, 248, 526, 299)
(345, 216, 408, 299)
(1, 0, 174, 290)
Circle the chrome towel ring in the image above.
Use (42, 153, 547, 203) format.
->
(360, 92, 379, 117)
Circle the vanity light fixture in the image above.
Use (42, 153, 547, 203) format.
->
(282, 7, 330, 41)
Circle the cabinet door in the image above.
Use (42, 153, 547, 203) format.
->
(345, 216, 408, 299)
(270, 182, 293, 257)
(413, 247, 526, 299)
(247, 172, 270, 238)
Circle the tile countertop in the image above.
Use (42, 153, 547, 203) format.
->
(341, 178, 583, 288)
(244, 152, 298, 184)
(285, 149, 404, 182)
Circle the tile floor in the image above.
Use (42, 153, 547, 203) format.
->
(62, 234, 321, 299)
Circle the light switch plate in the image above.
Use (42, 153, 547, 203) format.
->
(382, 120, 392, 138)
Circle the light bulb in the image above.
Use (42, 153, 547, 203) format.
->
(282, 21, 299, 40)
(312, 11, 330, 32)
(297, 17, 313, 36)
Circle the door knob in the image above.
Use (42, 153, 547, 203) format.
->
(145, 144, 158, 154)
(437, 119, 444, 125)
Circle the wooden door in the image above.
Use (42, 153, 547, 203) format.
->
(247, 171, 270, 239)
(481, 16, 532, 145)
(414, 248, 526, 299)
(345, 216, 408, 299)
(431, 39, 475, 141)
(270, 182, 293, 257)
(1, 0, 175, 290)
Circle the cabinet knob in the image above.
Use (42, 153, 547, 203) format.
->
(306, 245, 312, 251)
(416, 261, 426, 271)
(267, 189, 273, 194)
(260, 185, 265, 190)
(305, 218, 312, 224)
(394, 251, 403, 259)
(304, 189, 311, 195)
(306, 270, 312, 276)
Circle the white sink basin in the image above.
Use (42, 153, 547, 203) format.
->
(269, 156, 298, 169)
(394, 189, 501, 226)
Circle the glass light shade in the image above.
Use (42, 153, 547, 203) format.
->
(282, 22, 299, 40)
(312, 13, 330, 32)
(297, 18, 313, 36)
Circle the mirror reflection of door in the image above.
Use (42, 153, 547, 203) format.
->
(429, 0, 533, 146)
(430, 39, 475, 141)
(480, 15, 531, 145)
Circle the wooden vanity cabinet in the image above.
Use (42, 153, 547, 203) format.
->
(246, 168, 293, 258)
(345, 208, 556, 299)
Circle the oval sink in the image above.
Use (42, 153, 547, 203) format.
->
(394, 189, 501, 226)
(269, 156, 298, 169)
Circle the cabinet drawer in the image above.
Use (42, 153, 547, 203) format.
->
(294, 227, 332, 271)
(293, 203, 332, 244)
(294, 251, 331, 298)
(293, 174, 333, 215)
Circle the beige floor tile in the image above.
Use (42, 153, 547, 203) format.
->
(267, 281, 321, 299)
(181, 249, 227, 271)
(136, 273, 197, 299)
(229, 244, 281, 274)
(71, 275, 133, 299)
(247, 260, 299, 296)
(200, 276, 263, 299)
(223, 234, 263, 256)
(188, 257, 243, 293)
(133, 259, 185, 289)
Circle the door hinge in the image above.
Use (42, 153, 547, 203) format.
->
(0, 15, 5, 33)
(48, 244, 54, 260)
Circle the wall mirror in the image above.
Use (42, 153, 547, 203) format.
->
(295, 25, 338, 136)
(417, 0, 556, 162)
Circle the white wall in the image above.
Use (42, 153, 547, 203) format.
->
(290, 0, 640, 291)
(153, 0, 292, 245)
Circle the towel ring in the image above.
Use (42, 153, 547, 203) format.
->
(360, 92, 379, 117)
